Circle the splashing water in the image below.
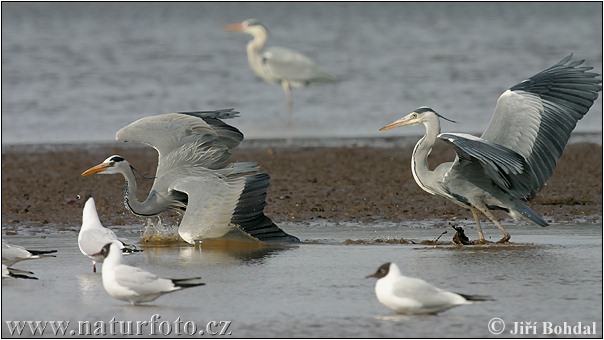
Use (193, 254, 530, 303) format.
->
(139, 217, 183, 244)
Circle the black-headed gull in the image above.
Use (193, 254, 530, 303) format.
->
(2, 264, 38, 280)
(78, 196, 141, 272)
(2, 241, 57, 266)
(367, 262, 491, 315)
(94, 242, 205, 305)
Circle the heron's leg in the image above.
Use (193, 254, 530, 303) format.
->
(475, 206, 511, 243)
(470, 207, 485, 243)
(281, 81, 293, 125)
(93, 263, 96, 273)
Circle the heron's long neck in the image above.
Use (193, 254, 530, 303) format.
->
(246, 32, 269, 78)
(120, 167, 160, 217)
(411, 118, 441, 195)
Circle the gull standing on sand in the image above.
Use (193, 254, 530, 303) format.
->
(2, 241, 56, 266)
(78, 196, 141, 273)
(225, 19, 337, 123)
(2, 264, 38, 280)
(367, 263, 491, 315)
(380, 55, 601, 243)
(82, 109, 300, 245)
(94, 242, 205, 305)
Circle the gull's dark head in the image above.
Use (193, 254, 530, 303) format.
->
(366, 262, 392, 279)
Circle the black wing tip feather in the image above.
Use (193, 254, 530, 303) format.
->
(27, 249, 57, 256)
(457, 292, 494, 302)
(177, 109, 240, 120)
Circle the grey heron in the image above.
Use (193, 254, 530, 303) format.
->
(225, 19, 336, 123)
(367, 262, 491, 315)
(75, 195, 141, 273)
(380, 55, 601, 243)
(81, 109, 300, 245)
(2, 241, 57, 266)
(93, 242, 205, 305)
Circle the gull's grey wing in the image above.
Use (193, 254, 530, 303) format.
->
(481, 55, 602, 199)
(78, 228, 121, 256)
(116, 109, 243, 194)
(438, 133, 533, 196)
(113, 265, 175, 294)
(391, 277, 465, 309)
(264, 46, 336, 84)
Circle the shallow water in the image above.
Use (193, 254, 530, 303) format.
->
(2, 2, 602, 145)
(2, 222, 602, 338)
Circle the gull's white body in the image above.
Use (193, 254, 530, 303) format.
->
(2, 241, 55, 266)
(100, 243, 203, 305)
(78, 197, 132, 271)
(372, 263, 471, 315)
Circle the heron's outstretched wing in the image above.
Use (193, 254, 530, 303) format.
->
(116, 109, 243, 193)
(263, 46, 336, 84)
(481, 55, 601, 199)
(172, 164, 300, 245)
(438, 133, 533, 195)
(116, 109, 241, 166)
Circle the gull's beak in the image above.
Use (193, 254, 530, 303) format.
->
(224, 23, 244, 31)
(81, 163, 109, 176)
(365, 272, 378, 279)
(379, 114, 417, 131)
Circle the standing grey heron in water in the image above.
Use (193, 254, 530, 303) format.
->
(224, 19, 337, 123)
(81, 109, 300, 245)
(380, 55, 601, 243)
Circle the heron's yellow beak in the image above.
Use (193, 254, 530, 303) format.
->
(224, 23, 244, 32)
(81, 163, 109, 176)
(379, 115, 417, 131)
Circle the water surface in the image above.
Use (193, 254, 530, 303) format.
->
(2, 222, 602, 337)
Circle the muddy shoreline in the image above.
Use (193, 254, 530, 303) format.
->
(1, 141, 602, 231)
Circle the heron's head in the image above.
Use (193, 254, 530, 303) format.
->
(379, 107, 455, 131)
(81, 155, 129, 176)
(224, 19, 267, 36)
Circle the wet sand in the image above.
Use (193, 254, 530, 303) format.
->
(1, 140, 602, 231)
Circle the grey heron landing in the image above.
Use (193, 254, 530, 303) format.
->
(224, 19, 337, 124)
(82, 109, 300, 245)
(380, 55, 601, 243)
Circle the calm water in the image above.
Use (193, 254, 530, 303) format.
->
(1, 222, 602, 338)
(2, 2, 602, 144)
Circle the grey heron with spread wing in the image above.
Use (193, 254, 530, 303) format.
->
(380, 55, 601, 243)
(224, 19, 336, 123)
(82, 109, 300, 245)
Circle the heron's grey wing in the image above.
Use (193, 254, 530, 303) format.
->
(170, 175, 243, 244)
(264, 46, 336, 83)
(116, 109, 243, 194)
(116, 109, 241, 159)
(439, 133, 533, 196)
(481, 55, 602, 198)
(113, 265, 175, 294)
(172, 164, 299, 244)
